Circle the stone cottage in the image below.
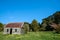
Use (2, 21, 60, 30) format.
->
(4, 22, 25, 34)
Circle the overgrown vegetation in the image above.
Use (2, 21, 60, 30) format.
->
(0, 32, 60, 40)
(41, 11, 60, 33)
(31, 19, 40, 32)
(0, 23, 4, 32)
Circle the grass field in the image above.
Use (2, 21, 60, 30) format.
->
(0, 31, 60, 40)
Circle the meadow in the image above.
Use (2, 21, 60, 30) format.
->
(0, 31, 60, 40)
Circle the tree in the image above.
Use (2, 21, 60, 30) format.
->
(0, 23, 4, 32)
(29, 24, 33, 32)
(41, 11, 60, 33)
(45, 24, 54, 31)
(23, 22, 29, 33)
(50, 23, 60, 33)
(41, 11, 60, 31)
(41, 19, 48, 31)
(54, 11, 60, 24)
(31, 19, 40, 32)
(51, 11, 60, 33)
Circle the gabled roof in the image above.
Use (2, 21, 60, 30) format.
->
(5, 22, 24, 28)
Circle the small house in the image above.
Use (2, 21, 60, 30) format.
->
(4, 22, 25, 34)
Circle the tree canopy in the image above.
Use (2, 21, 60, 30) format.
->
(31, 19, 40, 32)
(0, 23, 4, 32)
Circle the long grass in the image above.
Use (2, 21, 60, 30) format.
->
(0, 31, 60, 40)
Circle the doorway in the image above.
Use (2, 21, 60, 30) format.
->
(10, 28, 12, 34)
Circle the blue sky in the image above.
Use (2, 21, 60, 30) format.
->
(0, 0, 60, 24)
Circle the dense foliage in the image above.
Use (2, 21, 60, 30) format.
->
(0, 23, 4, 32)
(31, 19, 40, 32)
(23, 22, 29, 33)
(41, 11, 60, 33)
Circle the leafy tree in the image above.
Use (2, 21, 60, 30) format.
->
(0, 23, 4, 32)
(53, 11, 60, 24)
(38, 23, 41, 27)
(50, 23, 60, 33)
(41, 19, 48, 31)
(50, 11, 60, 33)
(31, 19, 40, 32)
(41, 11, 60, 33)
(29, 24, 33, 32)
(23, 22, 29, 33)
(41, 11, 60, 31)
(45, 24, 54, 31)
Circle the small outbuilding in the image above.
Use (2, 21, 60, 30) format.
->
(4, 22, 25, 34)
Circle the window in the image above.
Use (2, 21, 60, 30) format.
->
(7, 29, 9, 32)
(15, 29, 17, 32)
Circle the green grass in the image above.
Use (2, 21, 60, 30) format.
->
(0, 31, 60, 40)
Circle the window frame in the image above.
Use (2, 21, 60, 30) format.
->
(15, 29, 17, 32)
(7, 29, 9, 32)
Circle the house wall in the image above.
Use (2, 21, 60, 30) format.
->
(4, 27, 22, 34)
(4, 28, 10, 34)
(12, 28, 21, 34)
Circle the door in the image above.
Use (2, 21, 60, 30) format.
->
(10, 28, 12, 34)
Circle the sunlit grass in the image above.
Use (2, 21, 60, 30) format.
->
(0, 31, 60, 40)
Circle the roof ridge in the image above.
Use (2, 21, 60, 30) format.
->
(5, 22, 24, 28)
